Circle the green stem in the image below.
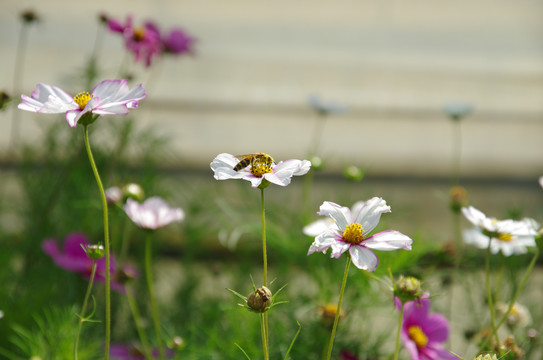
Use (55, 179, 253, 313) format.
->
(451, 119, 461, 185)
(326, 256, 351, 360)
(479, 247, 539, 354)
(74, 260, 98, 360)
(125, 284, 153, 359)
(484, 236, 500, 348)
(393, 302, 405, 360)
(146, 232, 165, 360)
(10, 22, 30, 151)
(83, 125, 111, 360)
(260, 188, 269, 359)
(260, 313, 269, 360)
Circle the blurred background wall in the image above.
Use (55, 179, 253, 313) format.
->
(1, 0, 542, 178)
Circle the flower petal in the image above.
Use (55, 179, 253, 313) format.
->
(263, 159, 311, 186)
(303, 218, 334, 237)
(124, 197, 184, 230)
(210, 153, 249, 181)
(307, 230, 339, 255)
(363, 230, 413, 251)
(317, 201, 352, 231)
(422, 313, 450, 343)
(18, 83, 77, 114)
(91, 79, 147, 113)
(349, 246, 378, 271)
(351, 197, 391, 235)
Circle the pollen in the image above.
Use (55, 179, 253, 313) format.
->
(133, 27, 145, 41)
(251, 164, 273, 177)
(73, 91, 93, 110)
(408, 326, 428, 349)
(498, 233, 513, 242)
(342, 223, 364, 244)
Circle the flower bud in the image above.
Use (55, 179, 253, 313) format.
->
(343, 165, 364, 182)
(0, 91, 10, 111)
(247, 286, 272, 313)
(309, 155, 324, 171)
(168, 336, 185, 350)
(83, 244, 105, 260)
(450, 186, 468, 214)
(473, 354, 498, 360)
(123, 183, 145, 202)
(105, 186, 123, 205)
(394, 276, 423, 304)
(20, 10, 39, 24)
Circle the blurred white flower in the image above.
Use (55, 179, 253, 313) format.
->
(496, 302, 532, 329)
(124, 197, 184, 230)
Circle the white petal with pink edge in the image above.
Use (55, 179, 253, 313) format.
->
(349, 246, 378, 271)
(363, 230, 413, 251)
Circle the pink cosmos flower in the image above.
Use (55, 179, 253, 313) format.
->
(124, 197, 185, 230)
(18, 79, 146, 128)
(110, 343, 174, 359)
(210, 152, 311, 188)
(107, 15, 195, 66)
(398, 297, 458, 360)
(307, 198, 412, 271)
(42, 233, 123, 289)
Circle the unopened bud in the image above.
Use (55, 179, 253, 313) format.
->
(168, 335, 185, 349)
(83, 244, 105, 260)
(247, 286, 272, 313)
(309, 155, 324, 171)
(0, 91, 10, 110)
(450, 186, 468, 214)
(394, 276, 423, 304)
(123, 183, 145, 202)
(20, 10, 39, 24)
(343, 165, 364, 182)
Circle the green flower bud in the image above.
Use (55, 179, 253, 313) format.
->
(394, 276, 423, 304)
(247, 286, 272, 313)
(123, 183, 145, 202)
(83, 244, 105, 260)
(309, 155, 324, 171)
(343, 165, 364, 182)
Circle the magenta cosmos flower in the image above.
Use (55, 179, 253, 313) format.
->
(124, 197, 185, 230)
(18, 79, 146, 128)
(398, 297, 458, 360)
(107, 15, 195, 66)
(307, 198, 413, 271)
(210, 152, 311, 188)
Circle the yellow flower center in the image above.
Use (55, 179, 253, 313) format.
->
(408, 326, 428, 349)
(342, 223, 364, 244)
(73, 92, 93, 110)
(497, 233, 512, 242)
(133, 27, 145, 41)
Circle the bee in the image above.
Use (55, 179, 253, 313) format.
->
(233, 153, 274, 172)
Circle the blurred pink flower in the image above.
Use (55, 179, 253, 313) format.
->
(42, 233, 124, 291)
(398, 297, 458, 360)
(18, 79, 146, 128)
(307, 198, 412, 271)
(124, 197, 184, 230)
(106, 15, 195, 66)
(110, 342, 174, 359)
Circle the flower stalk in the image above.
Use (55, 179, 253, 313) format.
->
(125, 284, 153, 360)
(393, 302, 405, 360)
(484, 236, 500, 348)
(145, 231, 165, 360)
(74, 260, 97, 360)
(260, 188, 269, 359)
(83, 123, 111, 360)
(326, 256, 351, 360)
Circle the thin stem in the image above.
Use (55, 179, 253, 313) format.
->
(83, 125, 111, 360)
(393, 302, 405, 360)
(260, 188, 267, 286)
(74, 260, 98, 360)
(125, 284, 153, 359)
(326, 256, 351, 360)
(451, 119, 462, 185)
(146, 232, 165, 360)
(10, 23, 30, 151)
(479, 247, 540, 353)
(484, 236, 500, 348)
(260, 313, 269, 360)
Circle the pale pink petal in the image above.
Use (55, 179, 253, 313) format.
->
(363, 230, 413, 251)
(124, 197, 184, 230)
(307, 231, 338, 255)
(263, 159, 311, 186)
(349, 246, 378, 271)
(317, 201, 352, 231)
(91, 80, 147, 112)
(351, 197, 391, 235)
(18, 83, 77, 114)
(330, 241, 351, 258)
(303, 218, 334, 237)
(210, 153, 248, 181)
(461, 206, 487, 227)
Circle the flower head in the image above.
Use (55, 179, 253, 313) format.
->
(42, 233, 124, 290)
(18, 79, 146, 128)
(496, 302, 532, 330)
(307, 198, 413, 271)
(211, 153, 311, 188)
(399, 297, 459, 360)
(162, 28, 195, 55)
(124, 197, 184, 230)
(462, 206, 537, 256)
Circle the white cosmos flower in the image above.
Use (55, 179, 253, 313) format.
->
(307, 198, 413, 272)
(124, 197, 184, 230)
(303, 201, 365, 237)
(18, 79, 147, 128)
(461, 206, 537, 256)
(210, 153, 311, 188)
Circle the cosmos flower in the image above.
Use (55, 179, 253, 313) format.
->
(18, 79, 146, 128)
(42, 233, 124, 290)
(210, 152, 311, 188)
(399, 297, 458, 360)
(124, 197, 184, 230)
(461, 206, 537, 256)
(303, 201, 365, 237)
(110, 343, 174, 359)
(496, 302, 532, 329)
(307, 198, 413, 271)
(106, 15, 195, 66)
